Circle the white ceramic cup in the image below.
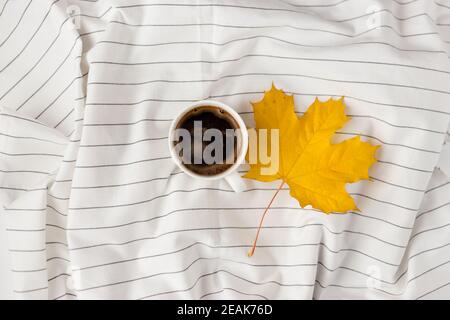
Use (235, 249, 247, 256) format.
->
(168, 100, 248, 193)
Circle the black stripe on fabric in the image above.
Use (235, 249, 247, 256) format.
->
(80, 131, 441, 154)
(409, 242, 450, 261)
(336, 131, 439, 154)
(0, 186, 47, 192)
(47, 205, 67, 217)
(369, 177, 424, 193)
(114, 3, 446, 28)
(84, 86, 450, 119)
(3, 207, 46, 212)
(262, 0, 352, 9)
(313, 280, 372, 294)
(0, 0, 60, 73)
(48, 273, 70, 282)
(74, 156, 171, 169)
(83, 118, 172, 126)
(74, 236, 448, 281)
(377, 160, 433, 173)
(54, 108, 74, 129)
(71, 241, 314, 272)
(351, 212, 413, 230)
(95, 37, 448, 57)
(35, 72, 88, 119)
(70, 239, 450, 297)
(80, 109, 443, 133)
(199, 287, 268, 300)
(1, 5, 110, 104)
(0, 3, 111, 79)
(90, 50, 450, 79)
(47, 239, 403, 268)
(67, 186, 418, 212)
(80, 100, 443, 133)
(79, 29, 105, 37)
(46, 241, 68, 247)
(397, 259, 450, 295)
(425, 181, 450, 194)
(54, 179, 72, 184)
(69, 236, 450, 284)
(56, 209, 409, 248)
(7, 228, 45, 232)
(84, 87, 450, 116)
(435, 1, 450, 10)
(66, 200, 413, 232)
(0, 16, 73, 101)
(76, 6, 112, 19)
(0, 169, 50, 175)
(78, 257, 314, 292)
(12, 268, 46, 273)
(53, 292, 77, 300)
(314, 259, 450, 296)
(48, 193, 69, 201)
(0, 132, 66, 145)
(417, 202, 450, 219)
(110, 5, 450, 33)
(138, 269, 312, 300)
(393, 0, 420, 4)
(72, 151, 430, 173)
(346, 115, 445, 134)
(9, 234, 411, 287)
(15, 36, 82, 112)
(77, 129, 438, 154)
(86, 70, 450, 98)
(62, 159, 77, 163)
(68, 223, 406, 252)
(0, 113, 51, 128)
(9, 248, 45, 253)
(79, 136, 168, 148)
(107, 20, 446, 44)
(47, 256, 70, 263)
(66, 128, 75, 138)
(13, 286, 47, 294)
(316, 243, 450, 287)
(70, 170, 422, 195)
(45, 223, 66, 231)
(416, 282, 450, 299)
(0, 0, 32, 47)
(219, 91, 450, 116)
(65, 187, 413, 225)
(0, 150, 63, 157)
(351, 193, 418, 211)
(0, 0, 10, 17)
(289, 0, 420, 6)
(410, 222, 450, 241)
(86, 97, 198, 106)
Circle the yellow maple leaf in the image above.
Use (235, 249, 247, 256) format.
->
(244, 84, 379, 256)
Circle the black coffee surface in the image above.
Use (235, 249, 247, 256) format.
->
(175, 106, 238, 176)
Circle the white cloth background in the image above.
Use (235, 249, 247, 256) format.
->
(1, 0, 450, 300)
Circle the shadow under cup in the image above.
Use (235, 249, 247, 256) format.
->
(172, 105, 245, 177)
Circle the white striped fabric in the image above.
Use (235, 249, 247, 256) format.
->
(1, 0, 450, 300)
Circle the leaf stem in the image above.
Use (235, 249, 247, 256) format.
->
(248, 181, 285, 257)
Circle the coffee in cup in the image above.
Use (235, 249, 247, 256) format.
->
(174, 106, 240, 176)
(168, 100, 248, 192)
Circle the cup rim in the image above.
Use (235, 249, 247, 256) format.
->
(168, 100, 248, 181)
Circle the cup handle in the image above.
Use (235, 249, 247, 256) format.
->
(225, 171, 247, 193)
